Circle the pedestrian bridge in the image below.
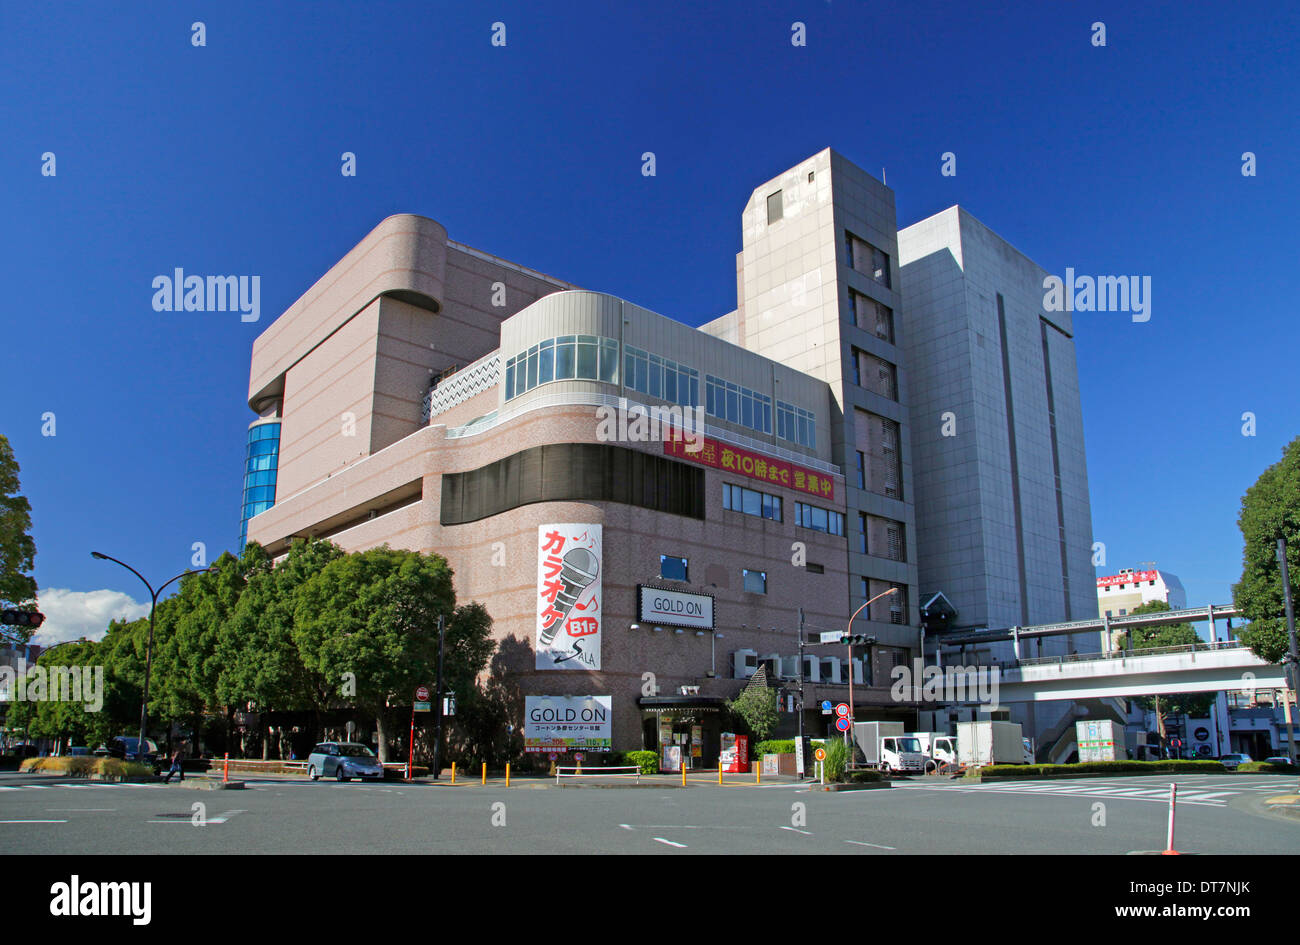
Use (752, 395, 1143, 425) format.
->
(974, 641, 1285, 702)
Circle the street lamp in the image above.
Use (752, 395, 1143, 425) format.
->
(91, 552, 217, 756)
(845, 587, 899, 748)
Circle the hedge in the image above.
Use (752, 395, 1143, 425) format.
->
(20, 757, 155, 779)
(1238, 761, 1299, 774)
(967, 759, 1227, 779)
(754, 740, 797, 756)
(625, 751, 659, 775)
(845, 769, 885, 783)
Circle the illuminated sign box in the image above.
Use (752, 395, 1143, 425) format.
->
(638, 586, 715, 630)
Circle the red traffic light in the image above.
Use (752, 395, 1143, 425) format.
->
(1, 609, 45, 627)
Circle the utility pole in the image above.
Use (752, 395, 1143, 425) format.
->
(797, 607, 805, 779)
(1277, 538, 1299, 766)
(430, 614, 447, 780)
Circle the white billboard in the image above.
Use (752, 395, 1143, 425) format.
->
(637, 586, 714, 630)
(524, 695, 612, 752)
(536, 524, 602, 670)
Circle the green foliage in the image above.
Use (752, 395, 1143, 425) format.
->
(1117, 601, 1214, 717)
(1233, 436, 1300, 663)
(975, 760, 1226, 778)
(846, 769, 885, 783)
(1237, 760, 1298, 773)
(626, 750, 659, 774)
(20, 756, 153, 779)
(0, 434, 38, 642)
(822, 737, 849, 781)
(754, 739, 797, 756)
(726, 685, 779, 743)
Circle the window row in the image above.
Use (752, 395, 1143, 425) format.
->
(858, 513, 906, 561)
(860, 578, 909, 625)
(795, 502, 845, 536)
(625, 346, 699, 408)
(776, 401, 816, 449)
(706, 375, 772, 436)
(847, 289, 894, 344)
(504, 335, 620, 401)
(723, 482, 782, 522)
(852, 348, 898, 401)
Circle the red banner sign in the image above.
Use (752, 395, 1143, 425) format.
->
(663, 435, 835, 500)
(1096, 570, 1158, 587)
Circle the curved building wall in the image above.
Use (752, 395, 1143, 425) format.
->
(239, 419, 281, 549)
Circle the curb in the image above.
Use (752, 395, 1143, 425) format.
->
(169, 779, 246, 791)
(819, 781, 892, 792)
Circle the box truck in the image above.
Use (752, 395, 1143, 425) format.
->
(852, 722, 927, 773)
(1076, 719, 1124, 762)
(956, 720, 1029, 766)
(907, 731, 958, 771)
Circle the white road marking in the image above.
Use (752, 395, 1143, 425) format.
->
(653, 837, 687, 848)
(0, 819, 66, 824)
(207, 809, 247, 824)
(779, 826, 812, 835)
(45, 808, 116, 812)
(845, 840, 896, 850)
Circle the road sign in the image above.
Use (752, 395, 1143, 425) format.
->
(821, 700, 832, 715)
(415, 685, 430, 702)
(834, 703, 850, 718)
(414, 701, 431, 712)
(574, 752, 585, 761)
(835, 717, 851, 732)
(814, 747, 826, 762)
(819, 630, 843, 644)
(548, 752, 558, 761)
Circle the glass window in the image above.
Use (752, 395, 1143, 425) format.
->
(600, 339, 619, 383)
(742, 488, 761, 517)
(538, 339, 554, 385)
(555, 337, 576, 379)
(504, 360, 516, 399)
(576, 340, 598, 379)
(660, 555, 688, 581)
(743, 569, 767, 594)
(767, 191, 783, 224)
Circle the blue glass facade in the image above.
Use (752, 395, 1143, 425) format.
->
(239, 421, 281, 549)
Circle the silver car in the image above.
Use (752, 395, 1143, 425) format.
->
(306, 742, 384, 781)
(1219, 752, 1252, 770)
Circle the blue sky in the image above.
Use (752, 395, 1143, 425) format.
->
(2, 0, 1296, 643)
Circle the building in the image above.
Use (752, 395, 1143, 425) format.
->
(240, 149, 1098, 754)
(1097, 566, 1187, 619)
(896, 206, 1098, 746)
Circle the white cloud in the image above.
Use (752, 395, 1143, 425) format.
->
(30, 588, 150, 646)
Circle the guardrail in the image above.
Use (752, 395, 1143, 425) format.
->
(1016, 639, 1245, 667)
(555, 765, 641, 784)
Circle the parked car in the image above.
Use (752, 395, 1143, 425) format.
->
(66, 746, 90, 757)
(1263, 756, 1295, 767)
(1219, 752, 1252, 770)
(105, 736, 161, 771)
(306, 742, 384, 781)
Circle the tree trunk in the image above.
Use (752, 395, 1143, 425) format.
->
(375, 710, 389, 762)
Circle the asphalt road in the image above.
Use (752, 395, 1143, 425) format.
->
(2, 771, 1296, 855)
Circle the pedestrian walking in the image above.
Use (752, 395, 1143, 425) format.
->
(162, 746, 185, 783)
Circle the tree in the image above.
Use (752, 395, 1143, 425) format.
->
(1233, 436, 1300, 664)
(727, 684, 779, 743)
(0, 434, 38, 642)
(292, 547, 484, 761)
(1115, 600, 1214, 728)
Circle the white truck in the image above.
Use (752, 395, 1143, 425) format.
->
(853, 722, 927, 774)
(1076, 719, 1123, 762)
(956, 720, 1031, 766)
(908, 731, 958, 771)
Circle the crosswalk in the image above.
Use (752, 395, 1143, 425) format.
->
(0, 781, 169, 792)
(891, 774, 1297, 807)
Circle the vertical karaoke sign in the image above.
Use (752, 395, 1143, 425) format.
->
(536, 524, 602, 670)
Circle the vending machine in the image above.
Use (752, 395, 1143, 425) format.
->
(719, 733, 750, 773)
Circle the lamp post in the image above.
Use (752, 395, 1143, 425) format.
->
(91, 552, 216, 757)
(845, 587, 899, 742)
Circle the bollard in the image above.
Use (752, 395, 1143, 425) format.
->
(506, 763, 511, 787)
(451, 762, 456, 784)
(223, 752, 229, 783)
(681, 765, 686, 787)
(718, 766, 723, 786)
(481, 761, 486, 786)
(1162, 782, 1181, 855)
(755, 766, 761, 784)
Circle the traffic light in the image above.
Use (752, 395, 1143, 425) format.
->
(1, 609, 45, 628)
(840, 634, 877, 646)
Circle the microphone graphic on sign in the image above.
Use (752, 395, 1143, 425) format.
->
(540, 547, 600, 648)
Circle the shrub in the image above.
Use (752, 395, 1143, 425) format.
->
(1238, 761, 1298, 774)
(626, 750, 659, 775)
(822, 738, 849, 782)
(977, 760, 1226, 778)
(754, 740, 797, 756)
(20, 757, 154, 779)
(846, 769, 884, 783)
